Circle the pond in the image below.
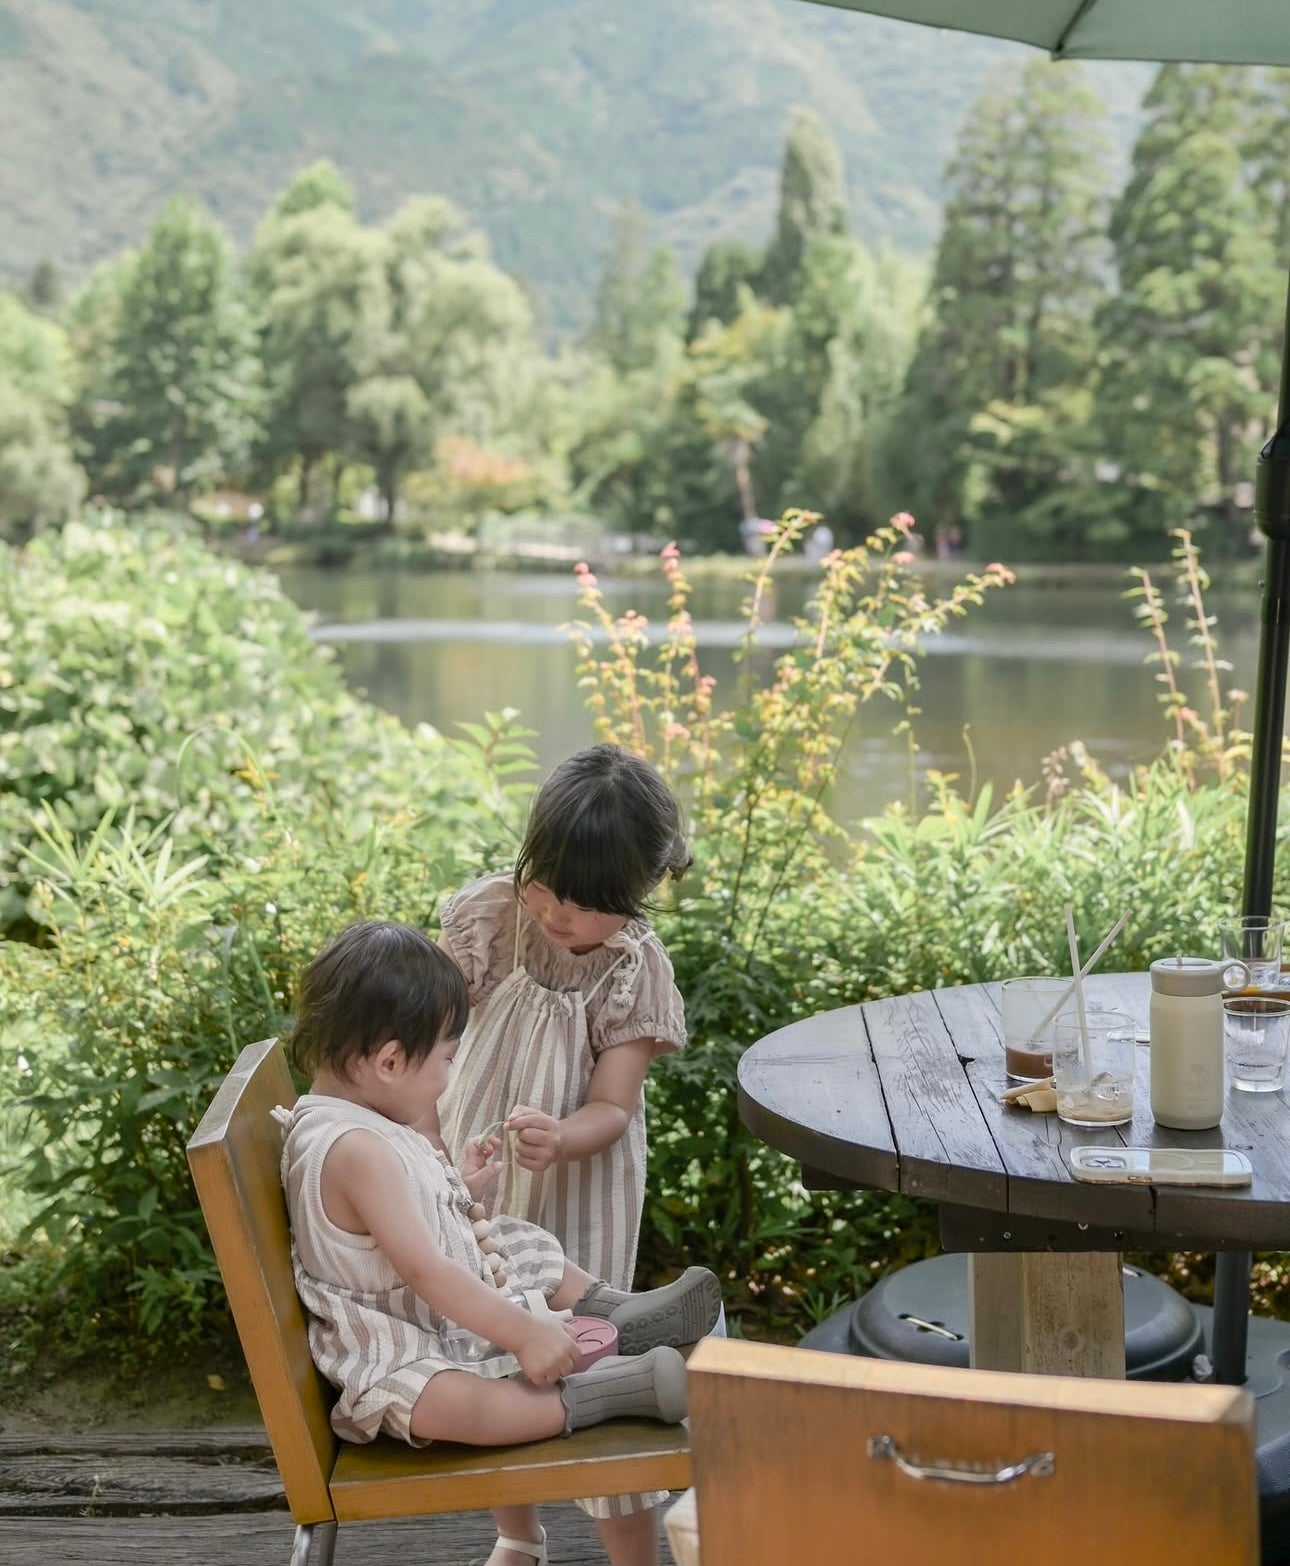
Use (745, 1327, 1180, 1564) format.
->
(275, 561, 1265, 821)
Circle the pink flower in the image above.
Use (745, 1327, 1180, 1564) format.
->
(893, 551, 915, 566)
(892, 511, 916, 533)
(660, 541, 680, 565)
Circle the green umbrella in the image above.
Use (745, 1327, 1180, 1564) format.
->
(807, 1, 1290, 66)
(793, 0, 1290, 1391)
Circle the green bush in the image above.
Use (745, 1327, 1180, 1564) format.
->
(0, 513, 536, 1353)
(0, 510, 506, 937)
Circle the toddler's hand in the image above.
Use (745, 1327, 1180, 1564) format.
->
(505, 1107, 563, 1173)
(461, 1133, 503, 1178)
(515, 1313, 580, 1385)
(462, 1161, 501, 1201)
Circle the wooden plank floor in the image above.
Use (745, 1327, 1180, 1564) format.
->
(0, 1426, 679, 1565)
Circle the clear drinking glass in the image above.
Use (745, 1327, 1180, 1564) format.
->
(1219, 916, 1286, 991)
(1052, 1007, 1136, 1127)
(1001, 976, 1069, 1081)
(1224, 996, 1290, 1092)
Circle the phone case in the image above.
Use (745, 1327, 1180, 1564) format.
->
(1070, 1146, 1253, 1187)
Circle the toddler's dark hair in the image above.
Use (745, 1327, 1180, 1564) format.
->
(513, 744, 691, 919)
(287, 921, 469, 1079)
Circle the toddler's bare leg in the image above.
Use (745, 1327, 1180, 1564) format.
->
(409, 1369, 565, 1445)
(549, 1260, 597, 1310)
(487, 1504, 545, 1566)
(593, 1506, 658, 1566)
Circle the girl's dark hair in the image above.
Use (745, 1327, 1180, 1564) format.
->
(513, 744, 691, 919)
(287, 921, 469, 1079)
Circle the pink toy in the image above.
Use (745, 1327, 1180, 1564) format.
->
(569, 1316, 618, 1372)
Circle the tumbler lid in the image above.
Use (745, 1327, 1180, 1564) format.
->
(1150, 955, 1248, 996)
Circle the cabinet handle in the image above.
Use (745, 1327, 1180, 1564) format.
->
(867, 1434, 1055, 1486)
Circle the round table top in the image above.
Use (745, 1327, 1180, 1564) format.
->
(736, 972, 1290, 1251)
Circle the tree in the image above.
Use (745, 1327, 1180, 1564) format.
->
(23, 259, 63, 317)
(248, 198, 387, 514)
(0, 291, 84, 536)
(877, 60, 1113, 553)
(348, 197, 538, 523)
(758, 108, 848, 308)
(752, 236, 923, 534)
(1097, 65, 1281, 552)
(586, 204, 687, 376)
(687, 240, 761, 340)
(272, 160, 356, 220)
(74, 199, 261, 507)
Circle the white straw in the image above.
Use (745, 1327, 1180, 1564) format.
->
(1017, 907, 1131, 1051)
(1065, 903, 1093, 1082)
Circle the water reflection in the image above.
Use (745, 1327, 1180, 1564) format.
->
(279, 565, 1264, 822)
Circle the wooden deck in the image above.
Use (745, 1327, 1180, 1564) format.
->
(0, 1426, 679, 1564)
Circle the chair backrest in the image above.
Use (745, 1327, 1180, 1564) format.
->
(187, 1037, 337, 1525)
(685, 1338, 1258, 1565)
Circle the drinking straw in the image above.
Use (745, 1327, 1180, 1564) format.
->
(1017, 907, 1130, 1052)
(1064, 902, 1093, 1083)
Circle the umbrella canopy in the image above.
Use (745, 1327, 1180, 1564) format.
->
(808, 1, 1290, 66)
(792, 0, 1290, 1391)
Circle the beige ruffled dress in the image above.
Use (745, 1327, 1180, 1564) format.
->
(437, 872, 686, 1293)
(436, 872, 686, 1522)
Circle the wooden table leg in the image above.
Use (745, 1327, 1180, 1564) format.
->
(968, 1252, 1126, 1378)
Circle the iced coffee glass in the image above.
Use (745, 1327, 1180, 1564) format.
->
(1052, 1008, 1136, 1127)
(1001, 976, 1069, 1081)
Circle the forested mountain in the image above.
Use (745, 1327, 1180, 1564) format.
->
(0, 0, 1148, 330)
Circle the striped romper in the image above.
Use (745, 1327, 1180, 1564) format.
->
(436, 871, 686, 1518)
(276, 1094, 565, 1446)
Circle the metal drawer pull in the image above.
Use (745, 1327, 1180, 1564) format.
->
(867, 1434, 1056, 1485)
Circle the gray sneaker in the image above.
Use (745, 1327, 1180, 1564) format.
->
(603, 1266, 723, 1354)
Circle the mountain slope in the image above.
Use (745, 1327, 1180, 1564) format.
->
(0, 0, 1150, 330)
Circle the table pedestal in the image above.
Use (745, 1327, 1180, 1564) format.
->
(969, 1252, 1126, 1378)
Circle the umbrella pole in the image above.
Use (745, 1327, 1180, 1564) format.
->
(1218, 270, 1290, 1388)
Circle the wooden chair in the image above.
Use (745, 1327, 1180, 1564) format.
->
(667, 1339, 1259, 1566)
(186, 1038, 690, 1565)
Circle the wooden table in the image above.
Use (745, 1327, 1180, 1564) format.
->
(737, 972, 1290, 1379)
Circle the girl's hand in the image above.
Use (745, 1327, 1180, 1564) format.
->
(505, 1107, 563, 1173)
(514, 1313, 581, 1385)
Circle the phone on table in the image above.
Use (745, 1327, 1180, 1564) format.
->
(1070, 1146, 1253, 1187)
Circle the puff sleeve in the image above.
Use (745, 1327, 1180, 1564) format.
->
(436, 872, 515, 1007)
(590, 933, 686, 1057)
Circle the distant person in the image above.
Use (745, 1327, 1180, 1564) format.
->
(804, 522, 835, 563)
(277, 920, 721, 1566)
(436, 744, 717, 1564)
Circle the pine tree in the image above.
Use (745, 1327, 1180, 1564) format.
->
(759, 108, 848, 307)
(1098, 65, 1281, 549)
(878, 59, 1113, 553)
(687, 239, 760, 341)
(23, 259, 63, 317)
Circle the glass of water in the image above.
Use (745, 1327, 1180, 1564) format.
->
(1052, 1008, 1136, 1127)
(1220, 916, 1286, 991)
(1224, 996, 1290, 1092)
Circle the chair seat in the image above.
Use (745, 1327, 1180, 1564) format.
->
(330, 1419, 692, 1521)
